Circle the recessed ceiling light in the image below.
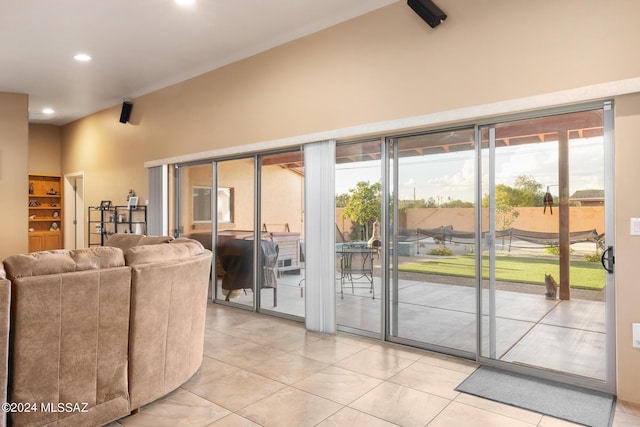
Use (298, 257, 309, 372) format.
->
(42, 108, 55, 115)
(175, 0, 195, 5)
(73, 53, 92, 62)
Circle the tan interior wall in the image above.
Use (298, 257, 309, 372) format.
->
(61, 0, 640, 173)
(0, 92, 29, 260)
(28, 124, 61, 175)
(613, 93, 640, 404)
(61, 110, 148, 209)
(55, 0, 640, 402)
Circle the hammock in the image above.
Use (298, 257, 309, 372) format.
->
(507, 228, 602, 251)
(416, 226, 509, 243)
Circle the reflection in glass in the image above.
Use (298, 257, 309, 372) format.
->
(259, 151, 305, 318)
(336, 140, 382, 336)
(215, 158, 255, 308)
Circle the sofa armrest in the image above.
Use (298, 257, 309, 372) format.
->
(0, 268, 9, 427)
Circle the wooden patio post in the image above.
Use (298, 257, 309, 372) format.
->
(558, 130, 570, 300)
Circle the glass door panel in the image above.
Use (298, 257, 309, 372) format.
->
(215, 158, 255, 308)
(388, 128, 477, 354)
(259, 151, 305, 318)
(480, 109, 611, 385)
(336, 140, 382, 336)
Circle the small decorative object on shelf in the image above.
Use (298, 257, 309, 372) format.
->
(47, 188, 58, 195)
(127, 189, 136, 201)
(100, 200, 112, 210)
(128, 196, 138, 209)
(49, 222, 59, 231)
(29, 182, 34, 194)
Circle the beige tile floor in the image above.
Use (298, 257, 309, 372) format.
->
(110, 303, 640, 427)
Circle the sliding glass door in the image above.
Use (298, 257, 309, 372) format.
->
(479, 106, 615, 392)
(335, 140, 383, 337)
(380, 104, 614, 393)
(214, 158, 256, 308)
(387, 128, 477, 356)
(259, 150, 305, 318)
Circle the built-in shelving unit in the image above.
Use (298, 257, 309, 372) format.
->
(28, 174, 63, 252)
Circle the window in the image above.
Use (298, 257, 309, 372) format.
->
(192, 186, 233, 223)
(192, 186, 211, 223)
(217, 187, 233, 223)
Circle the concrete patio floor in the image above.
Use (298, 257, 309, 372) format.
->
(216, 267, 607, 382)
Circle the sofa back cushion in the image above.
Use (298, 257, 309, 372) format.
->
(105, 233, 174, 252)
(3, 246, 124, 280)
(125, 239, 204, 265)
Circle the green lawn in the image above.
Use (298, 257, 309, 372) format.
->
(398, 254, 605, 290)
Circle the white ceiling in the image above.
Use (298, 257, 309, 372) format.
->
(1, 0, 398, 125)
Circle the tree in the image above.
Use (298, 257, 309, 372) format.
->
(514, 175, 544, 206)
(441, 199, 474, 208)
(335, 192, 350, 208)
(342, 181, 381, 241)
(482, 175, 545, 208)
(481, 175, 545, 230)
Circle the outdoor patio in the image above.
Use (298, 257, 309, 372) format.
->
(216, 250, 607, 382)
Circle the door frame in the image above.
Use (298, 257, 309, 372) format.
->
(476, 101, 616, 394)
(63, 172, 84, 249)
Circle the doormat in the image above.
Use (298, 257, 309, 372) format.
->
(455, 366, 615, 427)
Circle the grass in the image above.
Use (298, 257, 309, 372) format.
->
(398, 254, 605, 290)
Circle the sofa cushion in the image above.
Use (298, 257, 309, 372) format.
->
(125, 239, 204, 266)
(71, 247, 127, 270)
(4, 250, 77, 279)
(106, 233, 174, 252)
(3, 247, 124, 280)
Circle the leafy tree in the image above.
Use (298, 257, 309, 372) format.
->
(335, 193, 350, 208)
(514, 175, 544, 206)
(424, 197, 438, 208)
(441, 199, 474, 208)
(482, 175, 545, 208)
(342, 181, 381, 241)
(480, 175, 546, 230)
